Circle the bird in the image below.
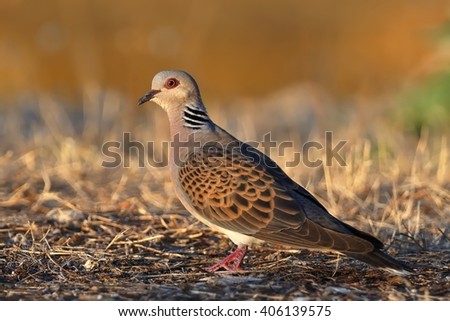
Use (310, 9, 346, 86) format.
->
(137, 70, 412, 275)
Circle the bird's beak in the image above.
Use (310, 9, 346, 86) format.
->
(137, 89, 161, 106)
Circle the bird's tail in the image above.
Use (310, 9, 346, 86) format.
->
(348, 250, 413, 276)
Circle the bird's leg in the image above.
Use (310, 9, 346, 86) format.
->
(204, 245, 248, 272)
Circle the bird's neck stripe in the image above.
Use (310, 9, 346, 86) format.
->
(186, 105, 208, 118)
(183, 105, 210, 129)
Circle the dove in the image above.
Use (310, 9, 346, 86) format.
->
(137, 70, 412, 275)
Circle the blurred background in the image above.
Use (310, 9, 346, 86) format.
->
(0, 0, 449, 128)
(0, 0, 449, 170)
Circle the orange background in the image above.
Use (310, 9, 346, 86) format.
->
(0, 0, 448, 104)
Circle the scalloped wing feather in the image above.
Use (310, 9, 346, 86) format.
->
(178, 142, 377, 254)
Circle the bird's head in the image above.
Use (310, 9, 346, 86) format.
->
(137, 70, 203, 112)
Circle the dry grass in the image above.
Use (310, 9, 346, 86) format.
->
(0, 92, 449, 300)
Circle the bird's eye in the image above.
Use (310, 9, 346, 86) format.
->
(164, 78, 179, 89)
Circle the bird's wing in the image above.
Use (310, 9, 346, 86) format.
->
(178, 141, 379, 253)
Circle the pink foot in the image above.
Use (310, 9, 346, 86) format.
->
(204, 245, 248, 272)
